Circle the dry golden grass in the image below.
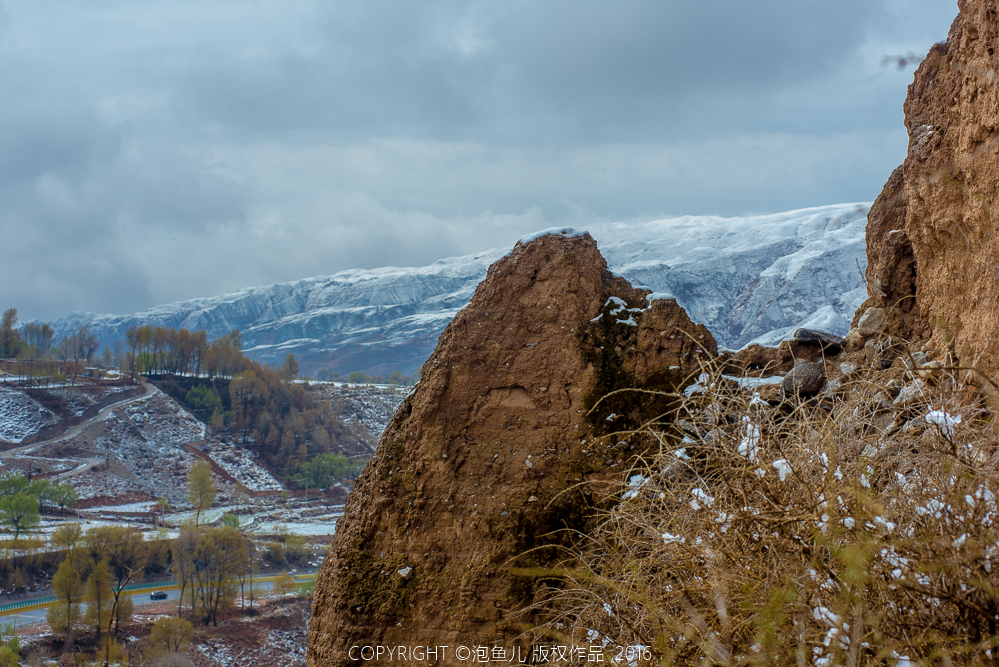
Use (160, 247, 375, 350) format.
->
(526, 352, 999, 666)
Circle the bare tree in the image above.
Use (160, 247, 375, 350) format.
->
(0, 308, 21, 359)
(111, 339, 125, 372)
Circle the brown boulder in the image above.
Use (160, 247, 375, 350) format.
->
(307, 231, 715, 666)
(860, 0, 999, 386)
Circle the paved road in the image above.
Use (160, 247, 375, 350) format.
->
(2, 571, 317, 628)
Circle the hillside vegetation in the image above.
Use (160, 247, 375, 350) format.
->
(529, 348, 999, 665)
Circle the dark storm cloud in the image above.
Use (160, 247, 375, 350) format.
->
(182, 0, 892, 142)
(0, 0, 957, 322)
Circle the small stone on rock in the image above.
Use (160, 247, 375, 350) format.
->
(893, 380, 927, 407)
(916, 359, 943, 379)
(857, 307, 887, 336)
(844, 328, 865, 349)
(780, 361, 826, 398)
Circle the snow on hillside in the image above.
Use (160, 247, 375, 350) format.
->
(50, 203, 869, 374)
(0, 385, 59, 445)
(123, 392, 206, 446)
(204, 441, 283, 492)
(98, 407, 202, 505)
(48, 385, 136, 418)
(318, 384, 408, 446)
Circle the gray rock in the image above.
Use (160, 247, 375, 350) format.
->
(398, 566, 414, 580)
(893, 380, 927, 408)
(873, 392, 894, 412)
(703, 429, 724, 445)
(857, 307, 887, 336)
(780, 361, 826, 398)
(839, 362, 858, 377)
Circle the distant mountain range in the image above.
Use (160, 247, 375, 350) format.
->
(51, 203, 869, 376)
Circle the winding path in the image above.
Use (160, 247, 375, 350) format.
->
(3, 381, 157, 480)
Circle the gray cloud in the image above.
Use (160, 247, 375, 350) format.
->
(0, 0, 957, 323)
(180, 0, 897, 142)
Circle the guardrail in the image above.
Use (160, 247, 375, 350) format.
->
(0, 582, 176, 615)
(120, 581, 176, 593)
(0, 571, 317, 616)
(0, 596, 56, 614)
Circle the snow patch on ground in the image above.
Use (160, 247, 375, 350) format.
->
(204, 441, 283, 492)
(78, 500, 160, 513)
(47, 385, 135, 418)
(0, 386, 58, 444)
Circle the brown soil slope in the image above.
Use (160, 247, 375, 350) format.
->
(862, 0, 999, 384)
(307, 231, 715, 666)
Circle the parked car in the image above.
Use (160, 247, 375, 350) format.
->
(149, 591, 168, 600)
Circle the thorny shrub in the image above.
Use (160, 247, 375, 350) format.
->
(528, 354, 999, 666)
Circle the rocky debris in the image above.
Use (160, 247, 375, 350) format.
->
(844, 328, 865, 350)
(894, 380, 928, 409)
(307, 231, 716, 665)
(914, 360, 944, 380)
(860, 0, 999, 386)
(780, 361, 826, 399)
(185, 599, 310, 667)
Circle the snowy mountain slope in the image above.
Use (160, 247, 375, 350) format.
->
(599, 203, 869, 347)
(51, 203, 869, 375)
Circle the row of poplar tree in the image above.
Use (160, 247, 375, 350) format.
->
(41, 461, 298, 663)
(45, 520, 267, 661)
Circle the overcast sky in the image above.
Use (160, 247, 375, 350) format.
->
(0, 0, 957, 322)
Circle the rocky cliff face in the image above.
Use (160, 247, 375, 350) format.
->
(307, 231, 715, 665)
(862, 0, 999, 383)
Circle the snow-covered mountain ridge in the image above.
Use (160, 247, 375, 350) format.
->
(52, 203, 869, 375)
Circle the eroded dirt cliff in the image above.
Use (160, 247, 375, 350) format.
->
(307, 231, 715, 665)
(862, 0, 999, 384)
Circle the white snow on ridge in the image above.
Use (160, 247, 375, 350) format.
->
(600, 203, 869, 348)
(50, 203, 869, 374)
(517, 227, 588, 245)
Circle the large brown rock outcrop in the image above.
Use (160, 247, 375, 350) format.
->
(307, 231, 715, 665)
(861, 0, 999, 384)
